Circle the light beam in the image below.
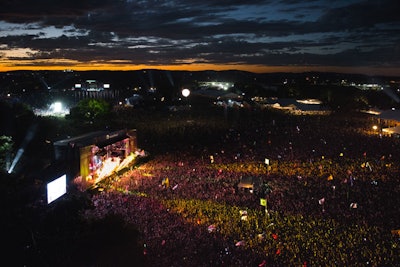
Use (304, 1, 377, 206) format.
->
(7, 123, 37, 174)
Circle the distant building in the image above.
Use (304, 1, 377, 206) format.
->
(350, 83, 382, 91)
(73, 79, 118, 101)
(125, 94, 144, 107)
(191, 88, 243, 107)
(253, 97, 330, 114)
(375, 109, 400, 136)
(75, 80, 110, 91)
(192, 89, 242, 100)
(198, 81, 234, 90)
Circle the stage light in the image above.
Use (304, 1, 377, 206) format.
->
(7, 148, 23, 173)
(182, 88, 190, 97)
(53, 102, 62, 113)
(7, 123, 37, 174)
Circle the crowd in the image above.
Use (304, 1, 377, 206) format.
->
(82, 111, 400, 266)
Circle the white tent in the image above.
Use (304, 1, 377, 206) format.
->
(382, 125, 400, 135)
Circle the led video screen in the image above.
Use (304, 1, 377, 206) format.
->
(47, 174, 67, 204)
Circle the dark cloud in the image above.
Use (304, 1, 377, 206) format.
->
(316, 0, 400, 32)
(0, 0, 399, 74)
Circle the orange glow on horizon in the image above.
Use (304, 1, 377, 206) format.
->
(0, 63, 398, 76)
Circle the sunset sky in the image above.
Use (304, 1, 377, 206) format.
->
(0, 0, 399, 76)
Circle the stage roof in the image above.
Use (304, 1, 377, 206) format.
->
(53, 129, 135, 148)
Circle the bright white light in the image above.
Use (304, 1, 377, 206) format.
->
(182, 88, 190, 97)
(53, 102, 62, 113)
(34, 102, 69, 117)
(47, 174, 67, 204)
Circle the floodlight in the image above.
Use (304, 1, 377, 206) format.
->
(182, 88, 190, 97)
(53, 102, 62, 113)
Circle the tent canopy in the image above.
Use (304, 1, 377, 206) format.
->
(382, 125, 400, 135)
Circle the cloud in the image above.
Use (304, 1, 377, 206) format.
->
(0, 0, 399, 73)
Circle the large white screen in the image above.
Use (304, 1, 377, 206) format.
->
(47, 174, 67, 204)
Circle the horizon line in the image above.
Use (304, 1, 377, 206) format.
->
(0, 63, 399, 77)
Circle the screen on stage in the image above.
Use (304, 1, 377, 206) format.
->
(47, 174, 67, 204)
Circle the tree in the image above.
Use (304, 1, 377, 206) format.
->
(67, 99, 112, 129)
(320, 85, 368, 112)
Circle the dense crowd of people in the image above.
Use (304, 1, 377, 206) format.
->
(81, 111, 399, 266)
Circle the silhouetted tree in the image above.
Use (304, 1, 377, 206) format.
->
(320, 85, 368, 112)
